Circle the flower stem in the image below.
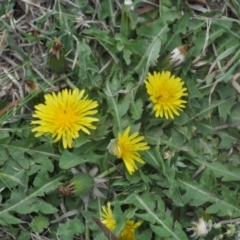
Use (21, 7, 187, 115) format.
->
(218, 218, 240, 225)
(66, 78, 77, 89)
(85, 204, 90, 240)
(97, 166, 117, 178)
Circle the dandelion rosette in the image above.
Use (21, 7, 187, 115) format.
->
(101, 202, 140, 240)
(145, 71, 188, 119)
(31, 88, 99, 149)
(107, 126, 150, 175)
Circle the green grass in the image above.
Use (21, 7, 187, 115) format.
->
(1, 0, 240, 239)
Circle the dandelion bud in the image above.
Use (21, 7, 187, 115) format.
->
(121, 0, 134, 38)
(57, 174, 94, 197)
(48, 37, 65, 73)
(107, 139, 121, 157)
(24, 79, 39, 94)
(24, 79, 44, 105)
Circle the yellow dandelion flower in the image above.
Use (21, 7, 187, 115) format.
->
(101, 202, 140, 240)
(31, 88, 99, 149)
(101, 202, 116, 231)
(145, 71, 188, 119)
(119, 220, 141, 240)
(107, 126, 149, 175)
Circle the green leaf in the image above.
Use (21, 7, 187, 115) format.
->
(18, 230, 30, 240)
(134, 25, 168, 73)
(213, 21, 240, 39)
(0, 175, 64, 224)
(83, 29, 118, 63)
(133, 194, 188, 240)
(146, 38, 161, 68)
(10, 194, 57, 215)
(7, 34, 28, 60)
(117, 94, 132, 118)
(143, 149, 162, 173)
(136, 229, 152, 239)
(173, 112, 190, 125)
(113, 201, 125, 236)
(104, 82, 127, 130)
(0, 138, 59, 160)
(130, 98, 143, 120)
(78, 40, 92, 80)
(123, 48, 132, 65)
(0, 129, 10, 139)
(59, 150, 87, 169)
(0, 158, 26, 188)
(135, 212, 156, 224)
(195, 120, 238, 149)
(98, 0, 113, 20)
(137, 17, 170, 39)
(186, 77, 203, 99)
(170, 128, 185, 149)
(178, 177, 240, 217)
(163, 13, 191, 51)
(217, 95, 235, 122)
(207, 21, 231, 46)
(174, 125, 192, 140)
(0, 172, 23, 186)
(229, 104, 240, 123)
(214, 45, 238, 64)
(0, 212, 22, 225)
(31, 215, 49, 233)
(58, 218, 85, 240)
(150, 223, 173, 238)
(126, 39, 149, 56)
(194, 158, 240, 182)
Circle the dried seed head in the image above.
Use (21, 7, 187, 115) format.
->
(28, 29, 40, 37)
(57, 183, 74, 197)
(163, 150, 173, 159)
(49, 37, 64, 60)
(156, 44, 194, 71)
(24, 79, 39, 93)
(48, 37, 65, 73)
(169, 43, 194, 68)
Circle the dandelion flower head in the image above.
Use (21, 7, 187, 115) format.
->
(101, 202, 140, 240)
(145, 71, 188, 119)
(107, 126, 150, 175)
(31, 88, 99, 149)
(101, 202, 116, 231)
(119, 220, 141, 240)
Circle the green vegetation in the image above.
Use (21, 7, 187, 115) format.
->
(1, 0, 240, 239)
